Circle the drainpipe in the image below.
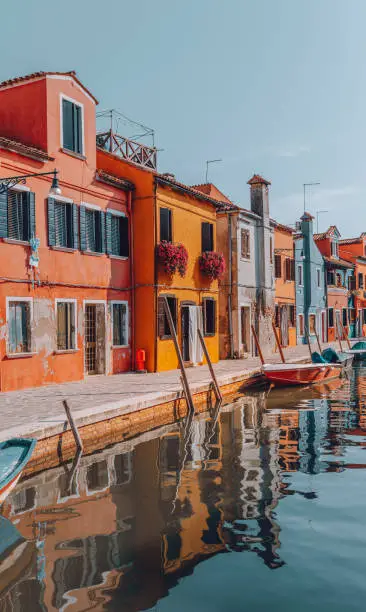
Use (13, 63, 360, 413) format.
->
(227, 212, 234, 359)
(153, 180, 158, 372)
(127, 189, 135, 370)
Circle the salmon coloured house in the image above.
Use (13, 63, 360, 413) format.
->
(0, 71, 133, 391)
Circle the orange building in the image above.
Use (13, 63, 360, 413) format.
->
(339, 234, 366, 336)
(273, 221, 296, 346)
(97, 146, 223, 372)
(0, 72, 133, 391)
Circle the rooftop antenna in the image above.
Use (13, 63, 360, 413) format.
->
(316, 210, 328, 233)
(303, 182, 320, 213)
(205, 159, 222, 183)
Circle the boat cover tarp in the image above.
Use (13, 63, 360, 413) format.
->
(311, 351, 328, 364)
(322, 347, 341, 363)
(352, 341, 366, 350)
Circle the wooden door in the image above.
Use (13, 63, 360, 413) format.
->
(280, 306, 289, 347)
(85, 305, 97, 374)
(321, 311, 327, 343)
(241, 307, 250, 354)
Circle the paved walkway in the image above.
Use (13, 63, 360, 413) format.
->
(0, 342, 337, 441)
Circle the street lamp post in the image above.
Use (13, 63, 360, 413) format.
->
(0, 168, 61, 195)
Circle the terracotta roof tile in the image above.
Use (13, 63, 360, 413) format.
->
(96, 169, 134, 191)
(324, 256, 354, 269)
(271, 219, 295, 233)
(247, 174, 271, 186)
(339, 237, 362, 245)
(0, 71, 98, 104)
(156, 173, 239, 211)
(0, 135, 53, 162)
(190, 182, 232, 204)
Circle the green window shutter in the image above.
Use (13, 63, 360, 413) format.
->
(99, 211, 106, 253)
(72, 203, 79, 249)
(28, 192, 36, 239)
(106, 211, 112, 254)
(48, 197, 56, 246)
(0, 189, 8, 238)
(120, 216, 129, 257)
(79, 205, 86, 251)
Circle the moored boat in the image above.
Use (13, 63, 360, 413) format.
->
(344, 341, 366, 361)
(0, 438, 36, 504)
(262, 362, 343, 387)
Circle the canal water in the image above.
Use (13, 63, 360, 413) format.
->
(1, 365, 366, 611)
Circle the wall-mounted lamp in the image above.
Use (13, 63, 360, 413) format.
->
(50, 169, 61, 196)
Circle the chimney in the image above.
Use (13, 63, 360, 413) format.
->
(300, 211, 314, 237)
(247, 174, 271, 219)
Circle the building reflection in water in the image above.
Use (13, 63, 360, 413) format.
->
(1, 366, 366, 611)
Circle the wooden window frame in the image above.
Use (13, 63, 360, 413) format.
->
(274, 254, 282, 278)
(298, 264, 303, 286)
(160, 207, 173, 243)
(298, 313, 304, 337)
(158, 294, 178, 340)
(309, 314, 316, 335)
(55, 299, 77, 351)
(110, 300, 129, 348)
(316, 268, 321, 288)
(241, 228, 250, 260)
(60, 94, 85, 156)
(6, 297, 33, 355)
(202, 297, 216, 337)
(328, 307, 334, 328)
(201, 222, 214, 253)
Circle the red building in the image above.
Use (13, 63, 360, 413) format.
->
(339, 233, 366, 336)
(0, 71, 133, 391)
(314, 226, 354, 340)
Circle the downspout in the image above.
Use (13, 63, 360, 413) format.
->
(153, 180, 158, 372)
(127, 189, 135, 370)
(227, 212, 234, 359)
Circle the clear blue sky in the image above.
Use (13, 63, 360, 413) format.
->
(1, 0, 365, 236)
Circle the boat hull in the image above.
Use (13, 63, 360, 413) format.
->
(0, 438, 36, 505)
(263, 363, 342, 387)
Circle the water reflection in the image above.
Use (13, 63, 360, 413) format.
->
(1, 365, 366, 611)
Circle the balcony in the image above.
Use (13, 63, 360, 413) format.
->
(96, 129, 157, 170)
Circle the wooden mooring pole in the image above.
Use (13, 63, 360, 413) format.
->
(63, 400, 83, 452)
(271, 320, 285, 363)
(251, 325, 264, 365)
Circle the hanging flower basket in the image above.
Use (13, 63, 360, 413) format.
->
(199, 251, 225, 280)
(157, 241, 188, 277)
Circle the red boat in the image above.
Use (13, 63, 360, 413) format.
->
(262, 362, 343, 387)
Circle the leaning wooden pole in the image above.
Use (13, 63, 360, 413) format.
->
(197, 329, 222, 402)
(314, 327, 322, 355)
(271, 320, 285, 363)
(340, 319, 351, 349)
(251, 324, 264, 365)
(162, 298, 195, 414)
(335, 321, 343, 353)
(304, 327, 313, 360)
(63, 400, 83, 452)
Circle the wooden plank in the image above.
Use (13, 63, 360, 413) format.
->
(272, 320, 285, 363)
(197, 329, 222, 402)
(162, 297, 195, 414)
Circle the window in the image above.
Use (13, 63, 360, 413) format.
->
(275, 255, 282, 278)
(317, 269, 321, 288)
(328, 308, 334, 328)
(327, 271, 335, 285)
(285, 258, 295, 281)
(363, 309, 366, 324)
(8, 300, 31, 353)
(109, 213, 129, 257)
(270, 237, 273, 264)
(83, 208, 104, 253)
(203, 298, 216, 336)
(158, 296, 177, 338)
(112, 302, 128, 346)
(160, 208, 172, 242)
(331, 241, 339, 258)
(298, 264, 303, 286)
(298, 314, 304, 336)
(62, 98, 83, 155)
(309, 314, 316, 334)
(55, 201, 73, 248)
(289, 304, 295, 326)
(201, 222, 214, 252)
(241, 229, 250, 259)
(57, 301, 76, 350)
(335, 272, 342, 288)
(341, 308, 348, 327)
(358, 272, 364, 289)
(348, 275, 356, 290)
(7, 190, 32, 241)
(274, 304, 280, 327)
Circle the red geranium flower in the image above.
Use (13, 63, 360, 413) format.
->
(157, 241, 188, 277)
(199, 251, 225, 280)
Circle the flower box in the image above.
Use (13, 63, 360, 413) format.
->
(199, 251, 225, 280)
(157, 241, 188, 277)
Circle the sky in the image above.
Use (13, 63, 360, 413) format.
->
(1, 0, 365, 236)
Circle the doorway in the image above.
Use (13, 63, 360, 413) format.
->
(280, 305, 289, 347)
(321, 311, 327, 343)
(240, 306, 250, 354)
(181, 304, 202, 364)
(84, 303, 106, 375)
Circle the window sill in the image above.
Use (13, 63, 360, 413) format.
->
(54, 349, 79, 354)
(159, 336, 173, 341)
(240, 257, 251, 261)
(82, 250, 104, 257)
(6, 352, 36, 359)
(51, 246, 77, 253)
(111, 345, 129, 349)
(204, 333, 216, 338)
(109, 254, 129, 261)
(3, 238, 30, 246)
(60, 148, 86, 161)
